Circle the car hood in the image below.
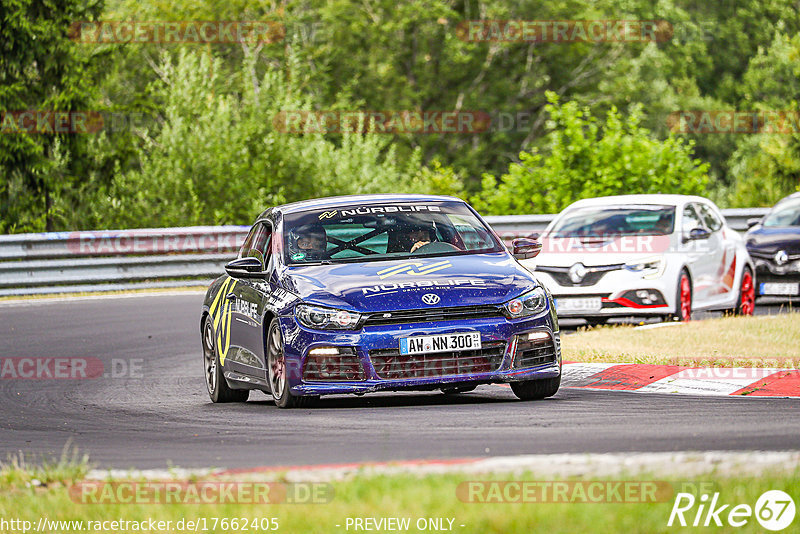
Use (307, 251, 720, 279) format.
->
(746, 227, 800, 255)
(279, 252, 537, 312)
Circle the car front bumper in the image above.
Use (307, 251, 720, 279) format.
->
(280, 311, 561, 396)
(534, 269, 675, 318)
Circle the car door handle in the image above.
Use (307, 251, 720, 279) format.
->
(226, 293, 236, 301)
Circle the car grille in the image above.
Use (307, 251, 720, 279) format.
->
(303, 348, 365, 381)
(363, 305, 505, 327)
(536, 265, 623, 287)
(512, 332, 558, 369)
(369, 340, 506, 380)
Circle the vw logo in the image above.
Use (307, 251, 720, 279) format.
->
(568, 262, 588, 284)
(421, 293, 440, 305)
(775, 250, 789, 266)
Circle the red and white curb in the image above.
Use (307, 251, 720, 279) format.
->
(562, 362, 800, 398)
(87, 451, 800, 482)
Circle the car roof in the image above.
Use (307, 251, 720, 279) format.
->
(563, 194, 714, 210)
(261, 194, 463, 218)
(776, 192, 800, 205)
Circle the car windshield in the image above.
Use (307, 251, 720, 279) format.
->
(549, 205, 676, 238)
(763, 198, 800, 227)
(282, 201, 503, 264)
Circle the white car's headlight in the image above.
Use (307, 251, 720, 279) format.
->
(624, 256, 662, 272)
(295, 304, 361, 330)
(504, 287, 548, 318)
(624, 256, 665, 278)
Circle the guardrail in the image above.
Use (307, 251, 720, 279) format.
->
(0, 209, 770, 297)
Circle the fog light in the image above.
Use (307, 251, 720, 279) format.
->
(309, 347, 340, 356)
(527, 331, 550, 341)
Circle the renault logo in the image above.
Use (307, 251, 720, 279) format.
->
(568, 262, 588, 284)
(775, 250, 789, 266)
(421, 293, 440, 305)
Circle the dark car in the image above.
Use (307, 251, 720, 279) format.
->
(200, 194, 560, 408)
(745, 192, 800, 298)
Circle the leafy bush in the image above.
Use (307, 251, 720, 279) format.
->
(472, 92, 710, 214)
(92, 49, 457, 228)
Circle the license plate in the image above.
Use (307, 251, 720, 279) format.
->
(399, 332, 481, 355)
(760, 282, 799, 296)
(555, 297, 602, 312)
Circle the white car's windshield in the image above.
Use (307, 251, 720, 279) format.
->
(283, 201, 502, 264)
(763, 198, 800, 227)
(549, 205, 676, 238)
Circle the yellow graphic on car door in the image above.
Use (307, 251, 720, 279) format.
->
(209, 278, 237, 366)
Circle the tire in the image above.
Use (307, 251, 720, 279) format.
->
(266, 319, 318, 408)
(668, 269, 692, 322)
(510, 375, 561, 401)
(202, 317, 249, 403)
(728, 266, 756, 316)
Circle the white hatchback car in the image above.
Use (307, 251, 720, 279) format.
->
(521, 194, 755, 323)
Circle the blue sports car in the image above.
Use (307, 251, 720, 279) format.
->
(201, 195, 561, 408)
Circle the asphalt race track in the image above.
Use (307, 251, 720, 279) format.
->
(1, 293, 798, 469)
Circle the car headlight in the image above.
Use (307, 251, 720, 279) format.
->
(624, 256, 662, 272)
(504, 287, 548, 318)
(295, 304, 361, 330)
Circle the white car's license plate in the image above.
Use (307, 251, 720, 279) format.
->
(555, 297, 602, 312)
(399, 332, 481, 355)
(760, 282, 799, 296)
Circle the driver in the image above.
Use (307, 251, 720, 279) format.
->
(653, 213, 673, 234)
(407, 224, 434, 253)
(290, 224, 329, 260)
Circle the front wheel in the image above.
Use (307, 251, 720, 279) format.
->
(202, 318, 249, 403)
(266, 319, 317, 408)
(728, 266, 756, 316)
(510, 375, 560, 401)
(668, 269, 692, 322)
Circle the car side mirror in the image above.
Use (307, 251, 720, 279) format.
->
(225, 257, 266, 278)
(512, 238, 543, 260)
(683, 227, 711, 243)
(746, 217, 761, 229)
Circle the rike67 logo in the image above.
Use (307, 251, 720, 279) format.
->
(668, 490, 795, 530)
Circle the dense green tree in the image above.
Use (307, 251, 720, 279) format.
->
(472, 93, 709, 214)
(725, 31, 800, 206)
(2, 0, 799, 232)
(0, 0, 104, 232)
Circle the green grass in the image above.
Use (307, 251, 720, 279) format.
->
(562, 313, 800, 367)
(1, 444, 90, 489)
(1, 455, 799, 533)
